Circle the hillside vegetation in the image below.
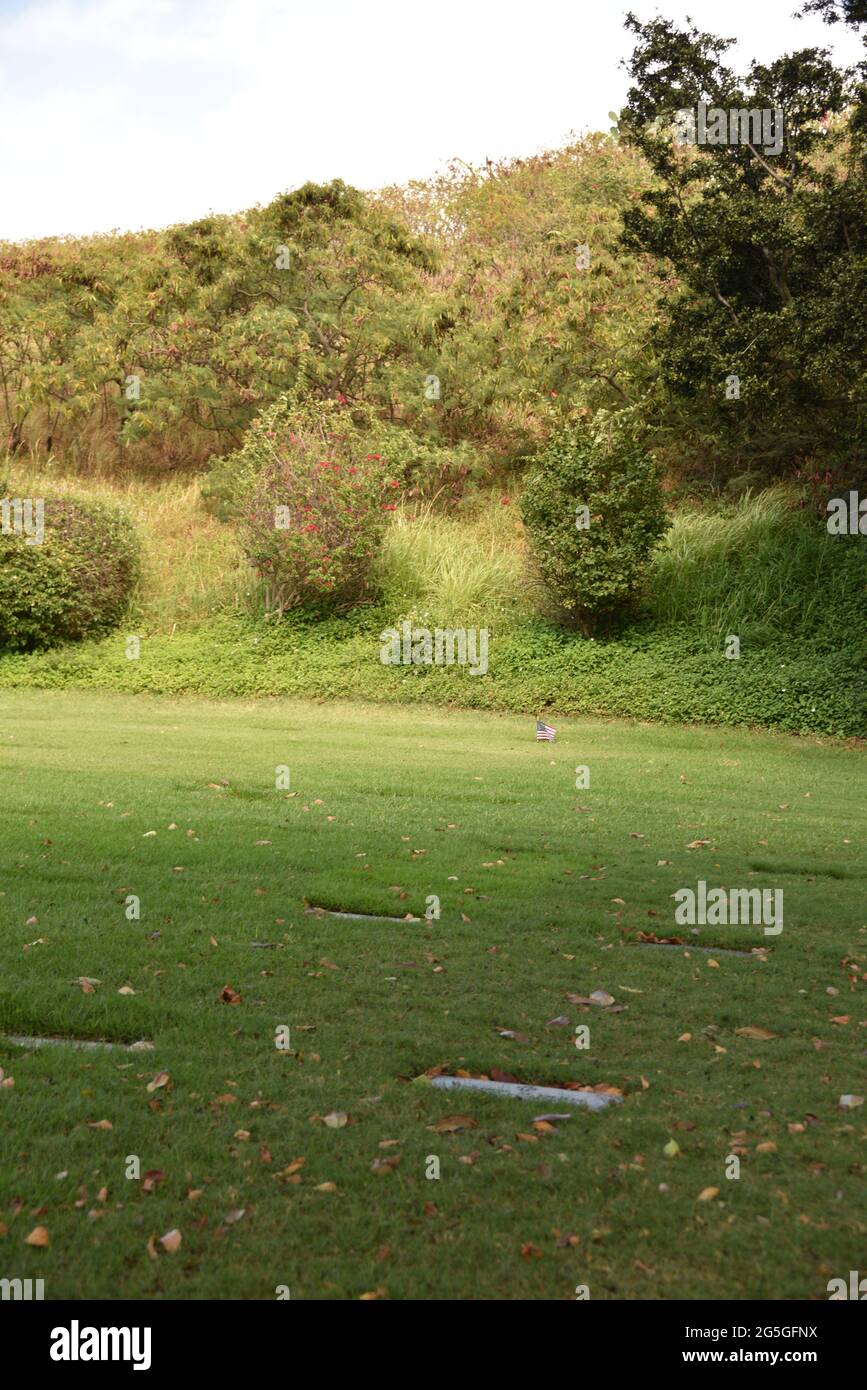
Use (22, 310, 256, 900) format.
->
(2, 10, 865, 735)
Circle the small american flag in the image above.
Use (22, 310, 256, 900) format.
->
(536, 719, 557, 742)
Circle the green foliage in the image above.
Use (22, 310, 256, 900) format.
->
(0, 608, 861, 737)
(203, 392, 481, 521)
(375, 496, 537, 629)
(520, 417, 669, 632)
(652, 486, 867, 644)
(380, 141, 660, 467)
(234, 396, 398, 613)
(0, 181, 437, 471)
(618, 11, 867, 479)
(0, 495, 140, 650)
(0, 146, 663, 488)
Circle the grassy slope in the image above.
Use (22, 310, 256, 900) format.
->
(1, 690, 865, 1300)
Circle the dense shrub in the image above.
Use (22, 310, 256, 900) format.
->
(0, 495, 140, 650)
(521, 418, 669, 633)
(235, 397, 398, 613)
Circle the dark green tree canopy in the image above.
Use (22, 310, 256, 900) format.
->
(618, 10, 867, 479)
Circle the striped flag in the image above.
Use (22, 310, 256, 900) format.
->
(536, 719, 557, 742)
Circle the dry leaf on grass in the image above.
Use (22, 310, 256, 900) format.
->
(371, 1155, 401, 1174)
(429, 1114, 477, 1134)
(25, 1226, 49, 1247)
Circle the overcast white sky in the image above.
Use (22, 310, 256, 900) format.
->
(1, 0, 863, 241)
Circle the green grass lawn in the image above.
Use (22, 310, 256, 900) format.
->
(0, 690, 864, 1300)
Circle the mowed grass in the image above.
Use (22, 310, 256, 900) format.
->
(0, 691, 864, 1301)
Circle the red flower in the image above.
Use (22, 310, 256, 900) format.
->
(387, 479, 401, 487)
(304, 524, 319, 532)
(382, 503, 397, 511)
(501, 496, 510, 505)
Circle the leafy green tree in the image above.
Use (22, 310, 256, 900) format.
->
(618, 10, 867, 481)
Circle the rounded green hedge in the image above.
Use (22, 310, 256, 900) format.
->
(521, 422, 669, 633)
(0, 495, 140, 651)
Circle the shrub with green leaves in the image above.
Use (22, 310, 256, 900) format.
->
(237, 400, 399, 613)
(204, 391, 481, 523)
(521, 419, 669, 632)
(0, 495, 140, 650)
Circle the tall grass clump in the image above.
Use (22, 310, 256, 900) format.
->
(649, 487, 866, 644)
(375, 496, 541, 628)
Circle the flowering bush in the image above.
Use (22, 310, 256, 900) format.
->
(238, 396, 398, 613)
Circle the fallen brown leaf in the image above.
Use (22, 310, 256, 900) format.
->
(429, 1114, 476, 1134)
